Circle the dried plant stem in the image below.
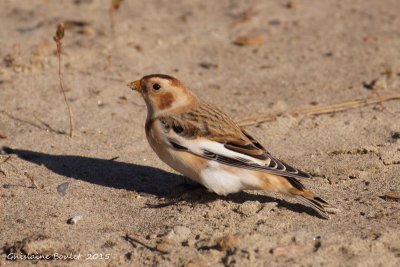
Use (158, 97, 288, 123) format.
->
(0, 110, 64, 134)
(24, 171, 38, 189)
(33, 114, 64, 134)
(54, 24, 74, 137)
(110, 0, 124, 35)
(109, 7, 116, 35)
(0, 155, 18, 173)
(0, 156, 11, 176)
(1, 156, 12, 165)
(124, 234, 166, 254)
(238, 93, 400, 127)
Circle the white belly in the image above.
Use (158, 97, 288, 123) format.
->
(200, 161, 263, 196)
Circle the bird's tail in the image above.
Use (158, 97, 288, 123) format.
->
(289, 188, 339, 219)
(260, 173, 339, 219)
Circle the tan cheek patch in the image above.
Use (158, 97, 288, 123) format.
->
(156, 92, 175, 110)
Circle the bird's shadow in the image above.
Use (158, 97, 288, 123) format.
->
(2, 147, 320, 218)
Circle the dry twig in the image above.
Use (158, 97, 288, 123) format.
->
(1, 156, 12, 165)
(0, 155, 16, 176)
(0, 156, 11, 176)
(110, 0, 124, 35)
(124, 234, 167, 254)
(23, 171, 38, 189)
(33, 114, 65, 134)
(53, 23, 74, 137)
(238, 93, 400, 127)
(0, 110, 65, 134)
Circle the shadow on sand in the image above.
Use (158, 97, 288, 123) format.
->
(2, 147, 320, 218)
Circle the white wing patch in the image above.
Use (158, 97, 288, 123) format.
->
(174, 136, 269, 167)
(164, 125, 310, 181)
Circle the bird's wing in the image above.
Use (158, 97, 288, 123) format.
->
(158, 103, 311, 180)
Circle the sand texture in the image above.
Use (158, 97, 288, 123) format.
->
(1, 0, 400, 266)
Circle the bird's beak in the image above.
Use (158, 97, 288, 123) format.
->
(127, 80, 142, 92)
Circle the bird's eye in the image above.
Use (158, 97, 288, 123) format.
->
(153, 83, 161, 90)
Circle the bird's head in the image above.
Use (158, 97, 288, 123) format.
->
(128, 74, 198, 117)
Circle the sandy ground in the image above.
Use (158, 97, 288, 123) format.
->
(1, 0, 400, 266)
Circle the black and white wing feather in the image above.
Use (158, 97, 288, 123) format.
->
(158, 104, 311, 180)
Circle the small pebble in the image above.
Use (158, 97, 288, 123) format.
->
(156, 238, 175, 254)
(235, 201, 262, 216)
(67, 215, 82, 225)
(81, 25, 96, 36)
(146, 233, 157, 239)
(57, 182, 70, 195)
(169, 226, 191, 243)
(185, 257, 208, 267)
(271, 244, 303, 256)
(362, 79, 378, 90)
(286, 0, 301, 9)
(217, 234, 240, 251)
(199, 62, 219, 69)
(260, 202, 278, 214)
(391, 132, 400, 139)
(16, 218, 26, 224)
(233, 35, 265, 46)
(269, 19, 281, 26)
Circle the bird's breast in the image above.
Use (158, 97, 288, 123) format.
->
(146, 121, 205, 183)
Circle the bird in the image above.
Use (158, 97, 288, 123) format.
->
(128, 74, 338, 219)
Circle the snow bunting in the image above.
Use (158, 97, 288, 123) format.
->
(128, 74, 337, 219)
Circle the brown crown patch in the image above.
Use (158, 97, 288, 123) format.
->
(143, 74, 176, 80)
(156, 92, 175, 110)
(142, 74, 183, 88)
